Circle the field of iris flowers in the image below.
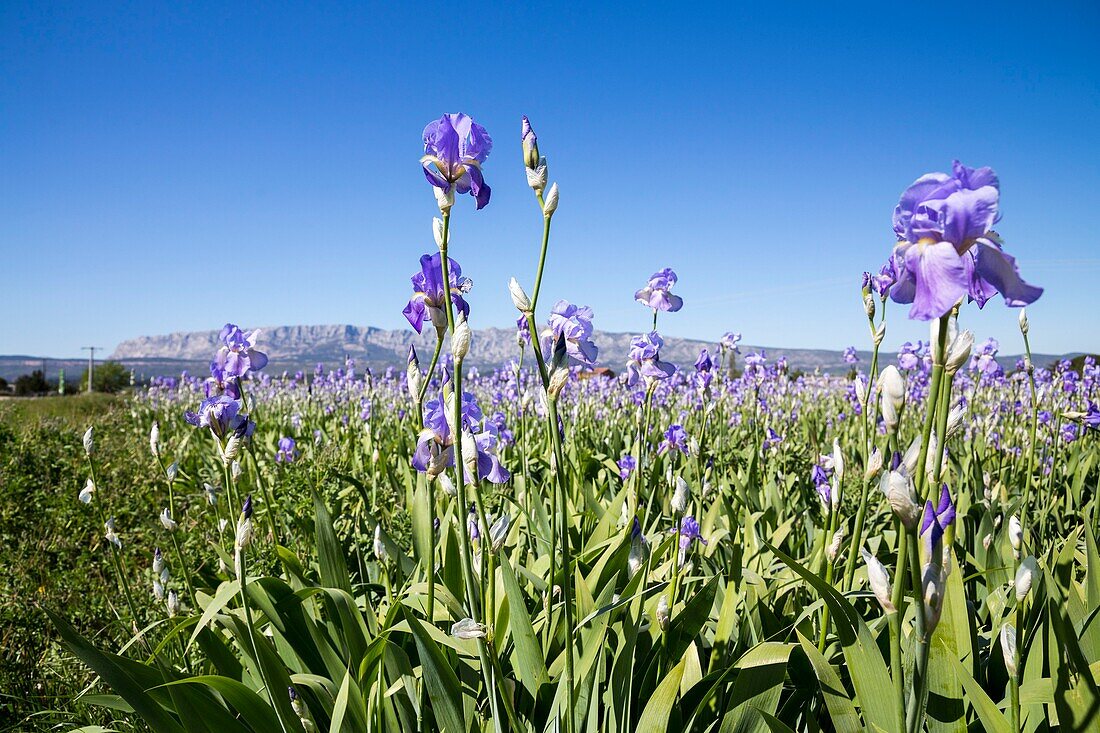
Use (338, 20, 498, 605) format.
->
(26, 114, 1100, 732)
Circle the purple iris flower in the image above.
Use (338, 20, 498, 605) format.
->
(421, 113, 492, 209)
(969, 338, 1001, 374)
(402, 253, 472, 334)
(919, 484, 956, 552)
(185, 395, 255, 440)
(618, 454, 637, 480)
(672, 515, 707, 551)
(411, 392, 509, 484)
(658, 424, 690, 456)
(211, 324, 268, 381)
(721, 332, 742, 352)
(885, 160, 1042, 320)
(898, 341, 923, 371)
(1084, 403, 1100, 431)
(873, 258, 899, 297)
(276, 436, 298, 463)
(625, 332, 677, 386)
(694, 349, 713, 372)
(635, 268, 684, 312)
(811, 463, 831, 505)
(744, 351, 767, 374)
(843, 346, 859, 364)
(541, 300, 599, 367)
(763, 427, 783, 449)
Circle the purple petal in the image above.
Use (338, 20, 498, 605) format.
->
(905, 241, 969, 321)
(971, 240, 1043, 308)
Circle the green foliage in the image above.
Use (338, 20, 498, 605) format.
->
(80, 362, 130, 394)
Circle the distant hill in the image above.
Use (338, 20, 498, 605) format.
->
(0, 324, 1084, 382)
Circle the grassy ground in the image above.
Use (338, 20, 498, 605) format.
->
(0, 393, 147, 731)
(0, 393, 124, 427)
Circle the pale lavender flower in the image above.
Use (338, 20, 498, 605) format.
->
(421, 113, 493, 209)
(635, 268, 684, 312)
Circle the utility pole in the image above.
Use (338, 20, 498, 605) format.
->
(81, 346, 100, 394)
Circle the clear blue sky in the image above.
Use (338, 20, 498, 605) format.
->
(2, 1, 1098, 359)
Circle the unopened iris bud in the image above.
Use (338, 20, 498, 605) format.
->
(509, 277, 532, 313)
(153, 578, 165, 600)
(451, 617, 487, 640)
(521, 116, 541, 169)
(406, 346, 423, 399)
(863, 292, 876, 320)
(547, 333, 570, 399)
(1015, 556, 1037, 601)
(542, 183, 559, 217)
(160, 508, 178, 532)
(373, 524, 387, 560)
(878, 366, 906, 433)
(982, 533, 992, 550)
(167, 589, 180, 617)
(1018, 309, 1029, 336)
(656, 595, 670, 632)
(671, 476, 690, 514)
(860, 548, 895, 613)
(451, 319, 472, 361)
(83, 427, 94, 456)
(231, 460, 242, 482)
(153, 547, 165, 574)
(79, 478, 95, 504)
(831, 439, 845, 483)
(880, 468, 921, 530)
(864, 448, 883, 482)
(489, 513, 510, 552)
(921, 563, 945, 635)
(150, 421, 160, 458)
(1008, 515, 1023, 557)
(166, 462, 179, 482)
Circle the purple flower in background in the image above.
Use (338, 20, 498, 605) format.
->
(843, 346, 859, 364)
(625, 332, 677, 386)
(185, 395, 254, 440)
(515, 315, 531, 345)
(744, 351, 767, 374)
(763, 427, 783, 449)
(969, 338, 1001, 374)
(635, 268, 684, 313)
(694, 348, 713, 372)
(402, 253, 472, 334)
(721, 332, 742, 352)
(1084, 403, 1100, 432)
(920, 484, 956, 552)
(521, 115, 540, 168)
(421, 113, 493, 209)
(541, 300, 599, 367)
(618, 454, 637, 480)
(811, 463, 831, 506)
(885, 160, 1042, 320)
(658, 424, 690, 456)
(211, 324, 268, 381)
(898, 341, 923, 370)
(276, 436, 298, 463)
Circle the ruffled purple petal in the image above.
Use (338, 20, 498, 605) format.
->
(905, 242, 969, 321)
(970, 240, 1043, 308)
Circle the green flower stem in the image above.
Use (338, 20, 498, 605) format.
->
(887, 519, 906, 733)
(548, 397, 577, 733)
(437, 213, 504, 732)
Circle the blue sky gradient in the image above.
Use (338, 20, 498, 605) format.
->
(2, 2, 1098, 359)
